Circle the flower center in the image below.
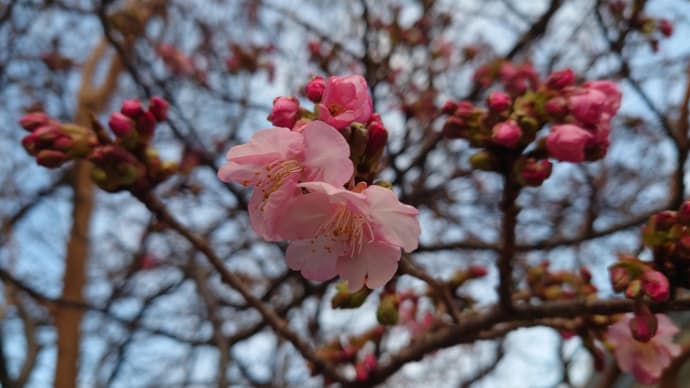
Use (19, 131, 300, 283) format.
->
(255, 159, 302, 211)
(317, 204, 372, 257)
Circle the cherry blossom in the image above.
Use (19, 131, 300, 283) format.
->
(607, 314, 681, 384)
(276, 182, 420, 291)
(217, 121, 353, 240)
(317, 75, 373, 129)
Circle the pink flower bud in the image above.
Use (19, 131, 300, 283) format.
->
(442, 116, 466, 138)
(440, 101, 458, 115)
(268, 96, 300, 128)
(629, 308, 658, 342)
(641, 270, 670, 302)
(305, 75, 326, 102)
(659, 19, 673, 37)
(519, 158, 552, 186)
(36, 149, 69, 168)
(19, 112, 53, 132)
(653, 210, 677, 231)
(546, 69, 575, 90)
(545, 96, 568, 117)
(108, 112, 134, 137)
(121, 99, 144, 119)
(546, 124, 593, 162)
(582, 81, 622, 116)
(149, 96, 169, 122)
(609, 266, 631, 293)
(366, 121, 388, 158)
(454, 101, 475, 117)
(137, 111, 157, 136)
(492, 121, 522, 148)
(678, 201, 690, 226)
(569, 89, 607, 125)
(469, 265, 488, 278)
(487, 91, 511, 112)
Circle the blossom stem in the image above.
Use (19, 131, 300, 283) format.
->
(498, 173, 521, 311)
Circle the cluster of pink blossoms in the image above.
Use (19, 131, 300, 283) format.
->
(218, 75, 420, 291)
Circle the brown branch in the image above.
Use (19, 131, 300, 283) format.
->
(132, 190, 349, 384)
(498, 174, 520, 311)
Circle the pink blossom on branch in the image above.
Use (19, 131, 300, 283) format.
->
(607, 314, 681, 384)
(267, 96, 301, 129)
(317, 75, 373, 129)
(217, 121, 354, 240)
(276, 182, 420, 291)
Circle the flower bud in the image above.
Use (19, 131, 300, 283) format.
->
(442, 116, 466, 139)
(366, 121, 388, 159)
(454, 101, 475, 117)
(19, 112, 54, 132)
(678, 201, 690, 226)
(469, 265, 488, 278)
(630, 305, 658, 342)
(108, 112, 134, 137)
(268, 96, 300, 128)
(518, 158, 552, 186)
(305, 75, 326, 102)
(469, 150, 498, 171)
(492, 121, 522, 148)
(641, 270, 670, 302)
(376, 294, 399, 325)
(440, 101, 458, 115)
(137, 111, 157, 137)
(658, 19, 673, 37)
(626, 279, 642, 299)
(545, 96, 568, 118)
(36, 149, 69, 168)
(149, 96, 169, 122)
(653, 211, 677, 231)
(546, 69, 575, 90)
(546, 124, 593, 162)
(487, 92, 511, 112)
(609, 266, 631, 293)
(121, 99, 144, 118)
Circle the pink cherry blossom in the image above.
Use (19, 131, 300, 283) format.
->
(583, 80, 621, 116)
(546, 124, 593, 162)
(568, 88, 608, 125)
(276, 182, 420, 291)
(607, 314, 681, 384)
(217, 122, 353, 240)
(267, 96, 300, 129)
(317, 75, 373, 129)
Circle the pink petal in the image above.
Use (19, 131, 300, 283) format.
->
(217, 161, 260, 185)
(226, 127, 303, 164)
(365, 186, 420, 252)
(302, 121, 354, 186)
(285, 240, 339, 281)
(337, 241, 400, 291)
(248, 174, 300, 241)
(274, 191, 336, 241)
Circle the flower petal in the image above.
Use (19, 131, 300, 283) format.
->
(274, 191, 336, 241)
(365, 186, 420, 252)
(337, 241, 400, 291)
(285, 240, 339, 281)
(302, 121, 354, 186)
(226, 127, 303, 164)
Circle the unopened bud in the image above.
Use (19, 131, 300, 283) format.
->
(442, 116, 466, 139)
(366, 122, 388, 158)
(469, 150, 498, 171)
(469, 265, 488, 278)
(19, 112, 53, 132)
(641, 270, 670, 302)
(487, 92, 511, 112)
(440, 101, 458, 115)
(36, 149, 69, 168)
(546, 69, 575, 90)
(376, 294, 399, 325)
(658, 19, 673, 37)
(492, 121, 522, 148)
(678, 201, 690, 226)
(121, 99, 144, 118)
(517, 158, 552, 187)
(305, 75, 326, 102)
(149, 96, 169, 122)
(137, 111, 157, 136)
(626, 279, 642, 299)
(609, 266, 631, 293)
(630, 305, 657, 342)
(109, 112, 134, 137)
(545, 96, 568, 118)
